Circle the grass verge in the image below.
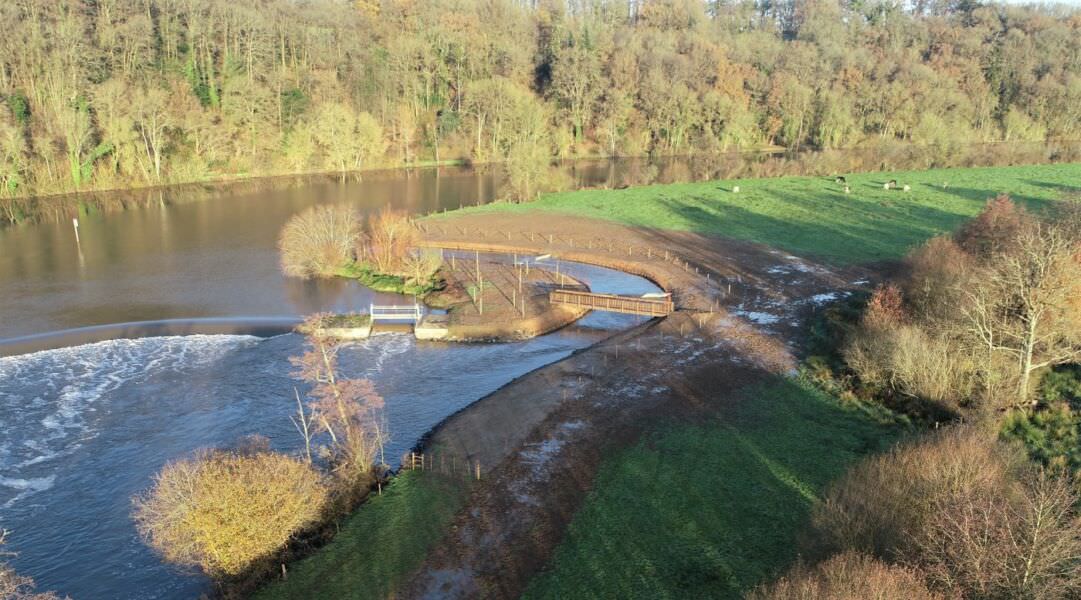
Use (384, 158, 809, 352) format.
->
(522, 377, 905, 599)
(253, 471, 468, 600)
(450, 163, 1080, 264)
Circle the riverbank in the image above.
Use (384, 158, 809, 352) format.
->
(262, 155, 1073, 594)
(252, 160, 1077, 597)
(254, 211, 880, 598)
(5, 143, 1079, 228)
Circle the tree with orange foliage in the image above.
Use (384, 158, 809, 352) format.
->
(955, 194, 1033, 258)
(359, 208, 419, 277)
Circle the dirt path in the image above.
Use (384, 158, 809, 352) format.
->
(403, 214, 876, 599)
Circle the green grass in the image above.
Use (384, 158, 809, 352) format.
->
(337, 262, 439, 296)
(522, 378, 905, 600)
(253, 471, 468, 600)
(451, 163, 1081, 265)
(317, 313, 371, 328)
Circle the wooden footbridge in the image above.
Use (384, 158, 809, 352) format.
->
(549, 290, 674, 317)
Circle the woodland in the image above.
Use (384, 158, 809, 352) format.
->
(0, 0, 1079, 199)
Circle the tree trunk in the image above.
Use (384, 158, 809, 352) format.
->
(1018, 316, 1039, 404)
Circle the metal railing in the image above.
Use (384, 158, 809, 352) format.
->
(370, 303, 424, 322)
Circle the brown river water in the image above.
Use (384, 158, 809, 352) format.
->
(0, 160, 669, 599)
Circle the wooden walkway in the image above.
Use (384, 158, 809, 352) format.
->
(549, 289, 673, 317)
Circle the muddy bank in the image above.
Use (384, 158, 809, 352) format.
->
(397, 214, 869, 598)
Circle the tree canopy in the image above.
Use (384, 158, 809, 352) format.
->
(1, 0, 1080, 198)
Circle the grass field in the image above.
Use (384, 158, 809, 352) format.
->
(521, 378, 905, 599)
(456, 163, 1081, 264)
(253, 471, 468, 600)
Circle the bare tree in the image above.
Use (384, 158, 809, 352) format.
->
(916, 470, 1081, 599)
(291, 320, 389, 485)
(278, 204, 361, 278)
(962, 220, 1081, 405)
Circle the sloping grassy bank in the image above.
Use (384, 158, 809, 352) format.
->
(448, 163, 1080, 265)
(253, 471, 469, 600)
(522, 378, 905, 599)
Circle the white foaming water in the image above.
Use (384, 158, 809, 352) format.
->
(0, 335, 261, 507)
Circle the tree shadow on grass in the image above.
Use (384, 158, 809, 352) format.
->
(1022, 179, 1081, 198)
(523, 376, 903, 600)
(936, 186, 1061, 212)
(652, 192, 967, 264)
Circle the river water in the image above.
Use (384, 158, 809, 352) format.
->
(0, 163, 660, 598)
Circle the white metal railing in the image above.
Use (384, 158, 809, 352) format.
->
(370, 303, 424, 323)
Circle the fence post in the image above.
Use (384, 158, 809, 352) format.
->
(475, 461, 481, 481)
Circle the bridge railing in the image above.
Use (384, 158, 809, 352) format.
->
(549, 290, 673, 317)
(370, 303, 424, 322)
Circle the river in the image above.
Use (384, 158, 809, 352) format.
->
(0, 162, 660, 598)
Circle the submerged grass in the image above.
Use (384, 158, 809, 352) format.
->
(522, 377, 904, 599)
(252, 471, 468, 600)
(452, 162, 1081, 264)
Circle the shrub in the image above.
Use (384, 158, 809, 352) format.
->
(1002, 405, 1081, 472)
(748, 551, 942, 600)
(132, 447, 329, 579)
(844, 319, 979, 415)
(901, 235, 971, 323)
(360, 207, 418, 276)
(1, 530, 61, 600)
(915, 470, 1081, 599)
(279, 204, 361, 278)
(812, 428, 1021, 561)
(814, 428, 1081, 599)
(955, 194, 1032, 259)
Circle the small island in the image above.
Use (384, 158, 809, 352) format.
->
(281, 205, 591, 341)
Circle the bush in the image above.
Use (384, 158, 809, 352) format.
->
(812, 428, 1021, 561)
(279, 204, 361, 278)
(133, 447, 329, 579)
(360, 207, 418, 276)
(844, 318, 979, 416)
(955, 194, 1032, 258)
(915, 470, 1081, 599)
(748, 551, 941, 600)
(1, 530, 61, 600)
(813, 428, 1081, 599)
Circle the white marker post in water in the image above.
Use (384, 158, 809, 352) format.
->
(72, 218, 81, 246)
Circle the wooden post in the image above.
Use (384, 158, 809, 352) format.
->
(475, 461, 481, 480)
